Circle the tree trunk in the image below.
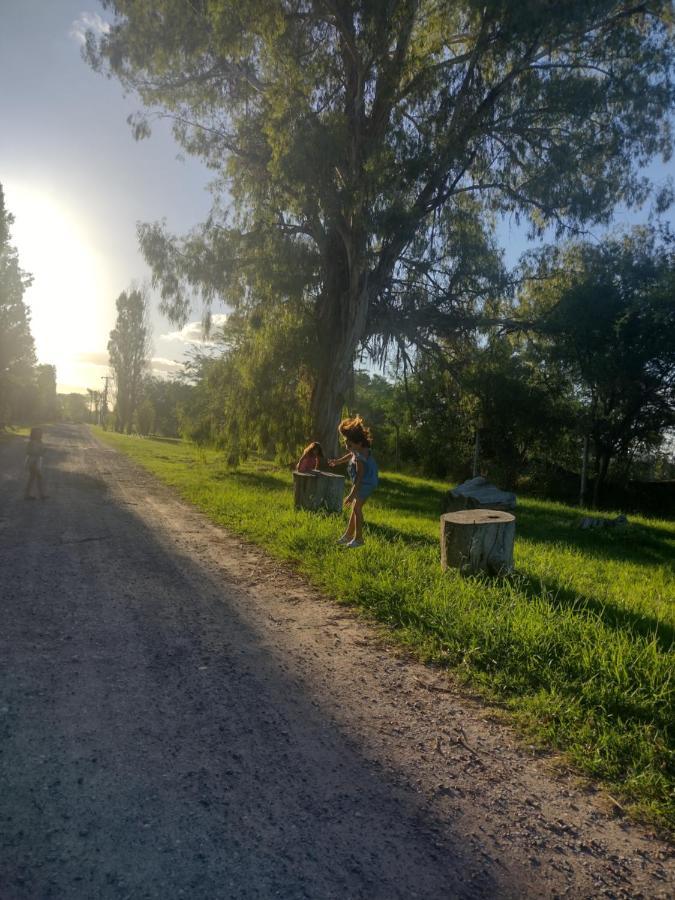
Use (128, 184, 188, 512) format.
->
(472, 427, 481, 478)
(310, 230, 369, 457)
(293, 471, 345, 513)
(440, 509, 515, 575)
(310, 376, 347, 459)
(592, 450, 610, 509)
(579, 434, 589, 507)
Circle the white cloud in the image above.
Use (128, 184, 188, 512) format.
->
(161, 314, 228, 345)
(75, 351, 181, 376)
(73, 351, 182, 377)
(150, 357, 183, 374)
(69, 11, 110, 46)
(75, 350, 109, 367)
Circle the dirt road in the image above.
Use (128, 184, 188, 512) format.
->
(0, 425, 671, 899)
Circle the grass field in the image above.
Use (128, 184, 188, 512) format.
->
(0, 426, 29, 442)
(94, 428, 674, 829)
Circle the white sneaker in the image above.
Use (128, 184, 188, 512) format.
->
(346, 538, 364, 549)
(336, 534, 352, 545)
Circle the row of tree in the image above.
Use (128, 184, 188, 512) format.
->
(98, 225, 674, 513)
(103, 285, 194, 438)
(86, 2, 674, 511)
(0, 184, 60, 427)
(159, 227, 673, 507)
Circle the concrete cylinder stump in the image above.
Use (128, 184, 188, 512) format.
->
(440, 509, 515, 575)
(293, 471, 345, 513)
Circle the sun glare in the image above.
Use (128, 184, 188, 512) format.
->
(5, 182, 112, 393)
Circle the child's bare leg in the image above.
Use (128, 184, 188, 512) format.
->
(36, 472, 46, 499)
(337, 501, 356, 543)
(353, 498, 366, 540)
(345, 502, 357, 537)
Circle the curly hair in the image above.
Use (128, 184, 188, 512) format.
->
(338, 415, 372, 447)
(301, 441, 323, 458)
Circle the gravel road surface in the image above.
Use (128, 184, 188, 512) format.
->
(0, 425, 672, 899)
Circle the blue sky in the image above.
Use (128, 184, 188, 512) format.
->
(1, 1, 673, 393)
(1, 0, 218, 393)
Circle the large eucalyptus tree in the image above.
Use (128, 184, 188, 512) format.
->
(87, 1, 673, 452)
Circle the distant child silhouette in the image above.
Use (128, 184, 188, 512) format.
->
(24, 427, 46, 500)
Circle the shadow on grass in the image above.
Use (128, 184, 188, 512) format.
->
(517, 503, 675, 569)
(179, 460, 674, 573)
(500, 571, 675, 654)
(214, 470, 293, 496)
(378, 476, 675, 568)
(378, 474, 674, 568)
(375, 476, 447, 516)
(0, 430, 22, 446)
(366, 519, 437, 548)
(146, 435, 184, 445)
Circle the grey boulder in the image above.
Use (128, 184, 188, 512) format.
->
(443, 476, 517, 513)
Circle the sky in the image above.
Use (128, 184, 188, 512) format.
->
(1, 1, 673, 395)
(1, 0, 221, 394)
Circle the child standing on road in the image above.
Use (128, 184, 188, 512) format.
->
(24, 427, 46, 500)
(296, 441, 323, 473)
(328, 416, 378, 548)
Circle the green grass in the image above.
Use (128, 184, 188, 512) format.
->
(0, 426, 29, 443)
(93, 428, 675, 829)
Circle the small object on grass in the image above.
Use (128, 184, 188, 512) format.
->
(579, 514, 628, 530)
(606, 794, 626, 815)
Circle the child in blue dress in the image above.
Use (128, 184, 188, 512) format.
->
(328, 416, 378, 548)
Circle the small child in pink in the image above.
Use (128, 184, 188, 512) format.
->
(296, 441, 323, 473)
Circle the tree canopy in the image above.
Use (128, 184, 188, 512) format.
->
(0, 184, 35, 424)
(521, 228, 675, 503)
(88, 1, 674, 452)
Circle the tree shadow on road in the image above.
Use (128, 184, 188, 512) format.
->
(0, 450, 507, 900)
